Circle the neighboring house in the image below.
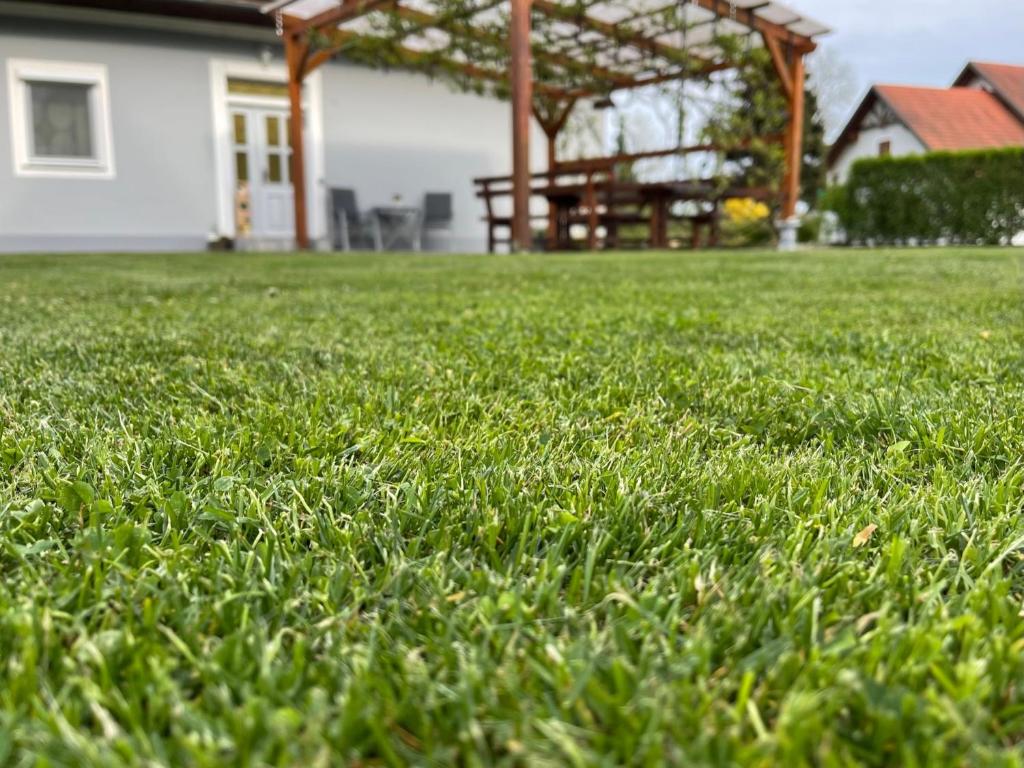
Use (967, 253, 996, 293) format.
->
(953, 61, 1024, 124)
(827, 61, 1024, 184)
(0, 0, 553, 253)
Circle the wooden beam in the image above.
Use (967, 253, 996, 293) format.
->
(763, 32, 793, 100)
(510, 0, 533, 252)
(532, 97, 576, 139)
(781, 51, 805, 220)
(304, 46, 334, 76)
(552, 136, 782, 174)
(286, 0, 391, 33)
(551, 98, 575, 135)
(285, 31, 311, 249)
(534, 97, 575, 250)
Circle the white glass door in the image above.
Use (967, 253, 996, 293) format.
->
(231, 107, 294, 239)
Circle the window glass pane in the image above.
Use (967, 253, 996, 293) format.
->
(28, 81, 94, 159)
(233, 113, 247, 145)
(235, 151, 249, 183)
(266, 116, 280, 147)
(227, 78, 288, 98)
(267, 153, 282, 183)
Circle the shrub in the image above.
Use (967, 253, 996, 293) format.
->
(797, 213, 822, 243)
(819, 185, 849, 224)
(827, 147, 1024, 244)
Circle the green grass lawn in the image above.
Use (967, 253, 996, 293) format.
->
(1, 248, 1023, 766)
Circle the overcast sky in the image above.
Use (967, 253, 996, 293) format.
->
(797, 0, 1024, 90)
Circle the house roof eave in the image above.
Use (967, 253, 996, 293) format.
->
(1, 0, 268, 27)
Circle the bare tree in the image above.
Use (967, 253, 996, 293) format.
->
(807, 45, 861, 143)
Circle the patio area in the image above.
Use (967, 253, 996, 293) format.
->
(261, 0, 829, 252)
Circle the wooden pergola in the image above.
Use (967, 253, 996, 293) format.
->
(261, 0, 828, 250)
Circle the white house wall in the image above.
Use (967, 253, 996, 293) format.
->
(0, 9, 550, 253)
(0, 16, 229, 252)
(829, 123, 924, 184)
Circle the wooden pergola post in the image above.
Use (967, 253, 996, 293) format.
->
(766, 32, 809, 249)
(509, 0, 534, 252)
(781, 52, 806, 221)
(284, 27, 310, 250)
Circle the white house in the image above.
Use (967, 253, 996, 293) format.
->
(827, 61, 1024, 184)
(0, 0, 562, 253)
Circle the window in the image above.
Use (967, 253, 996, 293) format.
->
(227, 77, 288, 99)
(7, 59, 115, 178)
(878, 140, 892, 157)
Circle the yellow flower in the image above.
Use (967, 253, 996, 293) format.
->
(724, 197, 770, 224)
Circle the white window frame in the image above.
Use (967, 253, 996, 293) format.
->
(6, 58, 116, 179)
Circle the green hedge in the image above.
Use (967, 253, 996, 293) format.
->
(826, 147, 1024, 244)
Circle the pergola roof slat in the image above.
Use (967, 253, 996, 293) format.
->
(785, 18, 829, 37)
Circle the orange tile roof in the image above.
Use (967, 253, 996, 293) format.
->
(875, 85, 1024, 151)
(967, 62, 1024, 122)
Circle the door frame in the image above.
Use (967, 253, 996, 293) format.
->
(209, 58, 326, 243)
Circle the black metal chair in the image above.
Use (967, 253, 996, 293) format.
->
(420, 192, 453, 251)
(329, 188, 375, 251)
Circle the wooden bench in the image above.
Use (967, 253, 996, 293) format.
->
(473, 146, 773, 252)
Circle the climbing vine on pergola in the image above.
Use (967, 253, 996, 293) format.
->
(261, 0, 828, 249)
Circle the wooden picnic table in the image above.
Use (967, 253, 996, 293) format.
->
(473, 144, 774, 253)
(528, 178, 738, 250)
